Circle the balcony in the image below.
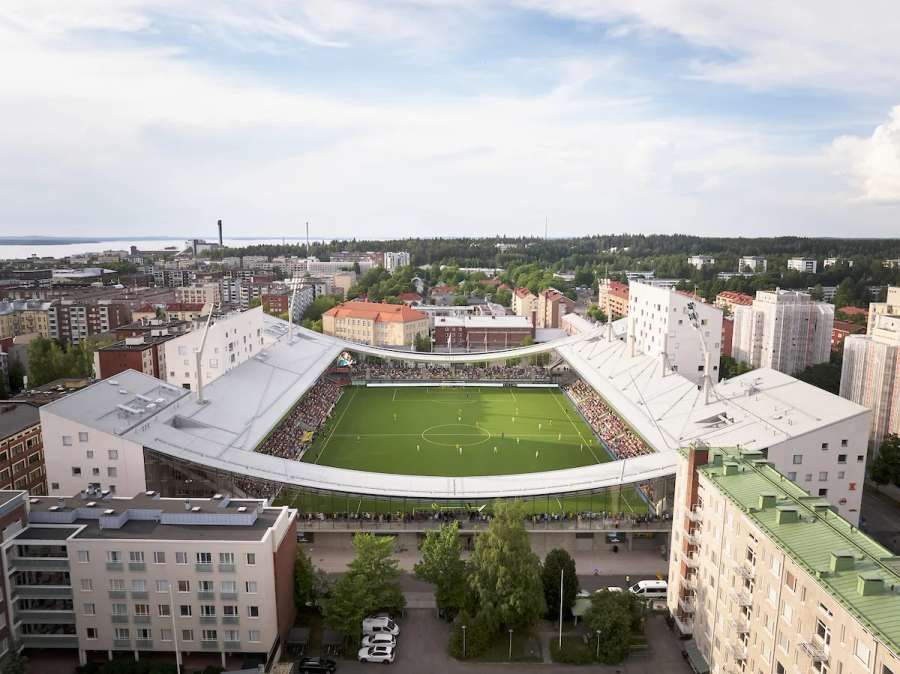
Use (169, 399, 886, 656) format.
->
(14, 610, 75, 625)
(201, 641, 219, 650)
(12, 585, 72, 600)
(135, 639, 153, 650)
(681, 575, 697, 591)
(134, 615, 151, 624)
(672, 614, 693, 636)
(731, 589, 752, 606)
(199, 616, 217, 625)
(799, 640, 829, 662)
(131, 591, 149, 599)
(106, 561, 123, 571)
(111, 615, 128, 624)
(113, 639, 131, 649)
(220, 592, 238, 601)
(195, 563, 213, 573)
(729, 641, 748, 661)
(18, 634, 79, 649)
(683, 554, 700, 568)
(218, 563, 235, 573)
(222, 616, 239, 625)
(686, 506, 703, 522)
(108, 590, 126, 599)
(197, 591, 215, 600)
(224, 641, 241, 650)
(8, 557, 70, 571)
(128, 562, 146, 572)
(730, 615, 750, 633)
(678, 596, 695, 613)
(684, 531, 701, 546)
(735, 559, 755, 580)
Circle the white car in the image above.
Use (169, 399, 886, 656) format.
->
(358, 645, 396, 663)
(576, 587, 623, 598)
(362, 633, 397, 648)
(362, 615, 400, 636)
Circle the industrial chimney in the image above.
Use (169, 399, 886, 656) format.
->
(217, 219, 223, 246)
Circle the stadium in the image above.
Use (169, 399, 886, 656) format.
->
(42, 310, 868, 530)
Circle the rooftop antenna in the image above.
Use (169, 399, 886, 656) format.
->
(544, 216, 548, 240)
(306, 221, 310, 257)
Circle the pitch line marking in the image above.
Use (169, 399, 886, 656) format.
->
(314, 386, 357, 464)
(550, 389, 602, 465)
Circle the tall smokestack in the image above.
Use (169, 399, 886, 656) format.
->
(217, 219, 223, 246)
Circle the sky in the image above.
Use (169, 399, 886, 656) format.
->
(2, 1, 900, 239)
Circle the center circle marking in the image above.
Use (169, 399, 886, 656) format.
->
(420, 423, 492, 448)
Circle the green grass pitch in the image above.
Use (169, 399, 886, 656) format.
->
(300, 385, 611, 477)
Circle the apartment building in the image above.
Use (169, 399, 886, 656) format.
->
(0, 300, 51, 340)
(867, 286, 900, 333)
(322, 301, 428, 347)
(94, 334, 174, 380)
(511, 287, 538, 320)
(739, 256, 767, 272)
(824, 257, 853, 268)
(731, 290, 834, 376)
(597, 279, 629, 319)
(1, 491, 296, 669)
(175, 283, 221, 306)
(164, 308, 265, 391)
(787, 257, 818, 273)
(628, 283, 723, 386)
(433, 315, 533, 350)
(152, 269, 193, 288)
(0, 491, 28, 660)
(381, 251, 411, 272)
(840, 313, 900, 449)
(688, 255, 716, 269)
(715, 291, 754, 315)
(668, 446, 900, 674)
(0, 403, 47, 495)
(831, 320, 865, 352)
(163, 303, 209, 322)
(535, 288, 575, 329)
(48, 300, 131, 345)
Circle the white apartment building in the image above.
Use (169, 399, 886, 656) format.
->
(824, 257, 853, 268)
(840, 313, 900, 449)
(628, 283, 723, 386)
(382, 251, 411, 272)
(739, 255, 767, 272)
(867, 286, 900, 333)
(731, 289, 834, 376)
(787, 257, 818, 273)
(668, 446, 900, 674)
(688, 255, 716, 269)
(1, 490, 297, 669)
(175, 283, 221, 306)
(164, 308, 265, 391)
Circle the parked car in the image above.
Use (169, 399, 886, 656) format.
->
(358, 645, 396, 664)
(362, 615, 400, 636)
(576, 587, 623, 598)
(361, 633, 397, 648)
(296, 657, 337, 673)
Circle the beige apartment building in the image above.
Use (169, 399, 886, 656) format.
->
(511, 287, 538, 320)
(668, 445, 900, 674)
(0, 300, 51, 339)
(536, 288, 575, 329)
(322, 301, 428, 347)
(1, 490, 297, 669)
(867, 286, 900, 333)
(175, 283, 221, 306)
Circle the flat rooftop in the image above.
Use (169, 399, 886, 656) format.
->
(0, 403, 40, 438)
(697, 450, 900, 654)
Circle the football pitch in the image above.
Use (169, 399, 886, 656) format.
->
(300, 385, 611, 477)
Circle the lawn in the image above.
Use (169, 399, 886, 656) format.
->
(301, 385, 611, 477)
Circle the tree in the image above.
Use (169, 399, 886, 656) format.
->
(414, 333, 432, 352)
(466, 500, 545, 632)
(586, 304, 607, 323)
(323, 572, 374, 647)
(719, 355, 753, 380)
(584, 589, 639, 664)
(294, 549, 316, 609)
(26, 337, 66, 387)
(346, 533, 406, 615)
(0, 644, 27, 674)
(541, 549, 579, 619)
(870, 434, 900, 488)
(414, 522, 466, 617)
(303, 294, 341, 321)
(494, 288, 512, 307)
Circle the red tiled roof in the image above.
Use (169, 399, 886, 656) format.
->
(135, 304, 156, 313)
(833, 320, 865, 334)
(431, 284, 455, 295)
(324, 301, 428, 323)
(165, 303, 205, 312)
(604, 281, 629, 299)
(837, 306, 867, 316)
(398, 292, 422, 302)
(515, 287, 535, 298)
(480, 278, 501, 286)
(716, 291, 754, 305)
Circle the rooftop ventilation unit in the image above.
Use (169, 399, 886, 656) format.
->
(104, 509, 115, 515)
(191, 506, 201, 512)
(237, 506, 247, 512)
(108, 380, 119, 386)
(29, 498, 39, 504)
(145, 490, 155, 496)
(213, 494, 223, 500)
(118, 389, 128, 395)
(48, 505, 60, 512)
(86, 501, 97, 507)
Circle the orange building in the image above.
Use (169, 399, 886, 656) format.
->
(598, 279, 629, 319)
(322, 301, 429, 347)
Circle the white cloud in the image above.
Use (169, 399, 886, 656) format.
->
(832, 106, 900, 202)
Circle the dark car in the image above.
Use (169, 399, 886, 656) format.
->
(297, 657, 337, 673)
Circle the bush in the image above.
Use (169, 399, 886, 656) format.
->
(550, 635, 596, 665)
(448, 611, 495, 659)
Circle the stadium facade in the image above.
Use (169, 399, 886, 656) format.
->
(39, 314, 869, 523)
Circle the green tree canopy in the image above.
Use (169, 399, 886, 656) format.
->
(346, 533, 405, 615)
(541, 548, 579, 619)
(584, 590, 640, 664)
(414, 521, 466, 616)
(870, 434, 900, 488)
(303, 295, 341, 321)
(294, 549, 316, 609)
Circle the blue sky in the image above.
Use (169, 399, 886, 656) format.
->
(1, 1, 899, 238)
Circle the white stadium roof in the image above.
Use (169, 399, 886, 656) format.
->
(41, 315, 867, 499)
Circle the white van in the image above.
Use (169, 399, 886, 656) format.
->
(628, 580, 668, 600)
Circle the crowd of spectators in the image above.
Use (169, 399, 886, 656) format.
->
(357, 363, 550, 381)
(565, 380, 653, 459)
(256, 378, 342, 459)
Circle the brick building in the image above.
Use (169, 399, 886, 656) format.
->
(47, 300, 131, 345)
(536, 288, 575, 329)
(832, 319, 865, 352)
(433, 315, 534, 351)
(597, 279, 629, 319)
(0, 402, 47, 495)
(94, 334, 175, 379)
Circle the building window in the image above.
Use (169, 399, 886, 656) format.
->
(177, 580, 190, 593)
(156, 580, 170, 593)
(108, 450, 118, 460)
(200, 605, 216, 617)
(196, 552, 212, 565)
(221, 581, 236, 593)
(129, 551, 144, 563)
(181, 629, 194, 642)
(819, 471, 829, 481)
(219, 552, 235, 565)
(855, 640, 871, 666)
(134, 604, 150, 616)
(62, 436, 72, 446)
(857, 455, 864, 462)
(110, 579, 126, 592)
(201, 629, 218, 642)
(247, 606, 259, 618)
(787, 472, 797, 481)
(792, 455, 802, 465)
(179, 605, 192, 617)
(816, 619, 831, 646)
(841, 439, 848, 447)
(71, 467, 82, 476)
(107, 551, 122, 563)
(86, 450, 93, 459)
(158, 604, 171, 617)
(153, 551, 166, 564)
(78, 432, 89, 442)
(86, 628, 98, 640)
(225, 629, 239, 642)
(819, 488, 828, 497)
(838, 454, 847, 464)
(107, 467, 117, 477)
(51, 482, 59, 490)
(161, 629, 173, 642)
(198, 580, 214, 592)
(245, 581, 258, 594)
(132, 579, 146, 592)
(112, 603, 127, 616)
(175, 552, 188, 565)
(77, 550, 90, 563)
(246, 553, 256, 566)
(248, 630, 261, 642)
(81, 579, 93, 592)
(83, 603, 96, 616)
(821, 442, 829, 450)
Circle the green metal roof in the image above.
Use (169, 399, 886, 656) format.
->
(695, 448, 900, 655)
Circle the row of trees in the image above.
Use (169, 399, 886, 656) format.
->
(870, 435, 900, 488)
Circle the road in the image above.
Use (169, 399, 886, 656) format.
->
(860, 486, 900, 553)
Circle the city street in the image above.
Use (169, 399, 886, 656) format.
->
(861, 485, 900, 553)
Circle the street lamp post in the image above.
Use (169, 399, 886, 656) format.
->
(462, 625, 467, 659)
(596, 630, 602, 660)
(508, 628, 513, 660)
